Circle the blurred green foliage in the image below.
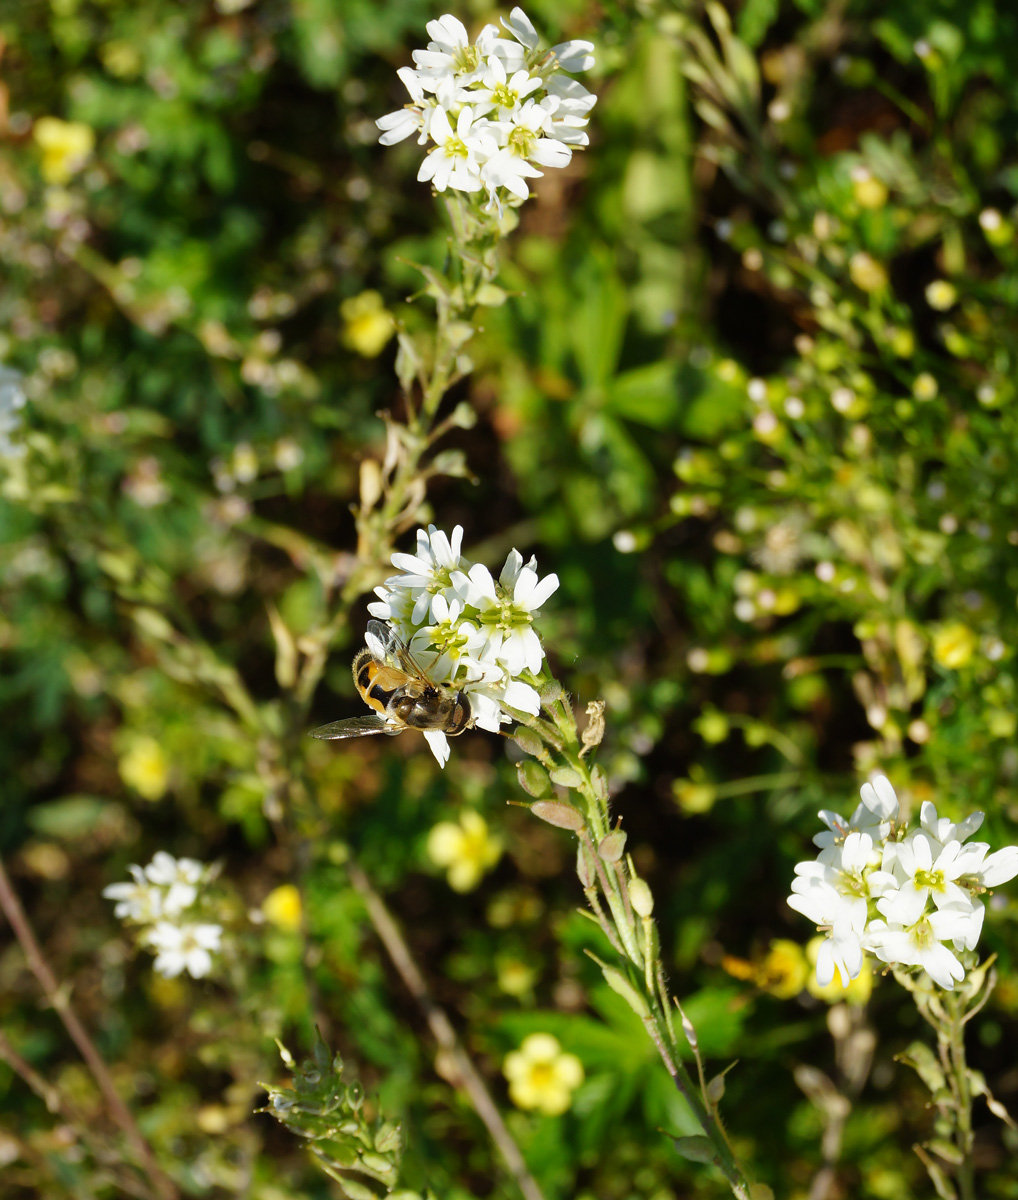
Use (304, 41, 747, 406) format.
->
(3, 0, 1018, 1197)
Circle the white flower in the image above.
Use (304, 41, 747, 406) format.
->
(477, 54, 542, 119)
(865, 909, 977, 990)
(422, 730, 452, 768)
(787, 867, 868, 987)
(387, 523, 469, 625)
(481, 101, 572, 203)
(413, 14, 496, 85)
(144, 851, 204, 916)
(918, 799, 985, 851)
(973, 845, 1018, 887)
(148, 922, 223, 979)
(355, 526, 557, 766)
(876, 833, 976, 925)
(501, 6, 540, 50)
(408, 593, 487, 683)
(377, 8, 596, 207)
(103, 866, 162, 922)
(549, 39, 596, 73)
(418, 105, 495, 194)
(813, 774, 898, 851)
(0, 364, 28, 460)
(454, 547, 559, 675)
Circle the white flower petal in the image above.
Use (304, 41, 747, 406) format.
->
(423, 730, 451, 768)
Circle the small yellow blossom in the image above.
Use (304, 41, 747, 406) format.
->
(849, 252, 888, 293)
(33, 117, 95, 185)
(118, 735, 169, 801)
(503, 1034, 584, 1116)
(912, 372, 938, 401)
(427, 811, 502, 892)
(722, 940, 809, 1000)
(340, 291, 394, 357)
(805, 937, 873, 1004)
(497, 958, 537, 998)
(925, 280, 957, 311)
(933, 623, 978, 669)
(262, 884, 303, 932)
(100, 40, 142, 78)
(673, 778, 716, 814)
(850, 167, 888, 210)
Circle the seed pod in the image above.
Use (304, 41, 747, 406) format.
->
(598, 963, 650, 1018)
(549, 766, 582, 789)
(530, 801, 585, 831)
(513, 726, 544, 758)
(672, 1136, 717, 1165)
(517, 760, 551, 798)
(597, 830, 627, 862)
(576, 843, 596, 888)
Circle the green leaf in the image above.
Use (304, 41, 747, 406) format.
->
(26, 796, 119, 839)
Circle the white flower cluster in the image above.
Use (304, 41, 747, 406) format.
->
(369, 523, 559, 767)
(0, 365, 28, 460)
(789, 776, 1018, 991)
(376, 7, 596, 207)
(103, 851, 223, 980)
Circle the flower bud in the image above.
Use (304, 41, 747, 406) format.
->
(629, 877, 654, 918)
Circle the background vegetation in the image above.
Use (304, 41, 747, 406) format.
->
(2, 0, 1018, 1196)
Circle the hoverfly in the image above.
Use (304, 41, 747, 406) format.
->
(309, 619, 472, 743)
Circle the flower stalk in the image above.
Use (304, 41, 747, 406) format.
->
(514, 680, 754, 1199)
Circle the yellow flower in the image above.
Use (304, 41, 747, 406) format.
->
(340, 291, 394, 357)
(262, 884, 302, 932)
(503, 1034, 584, 1116)
(118, 735, 169, 801)
(722, 940, 809, 999)
(925, 280, 957, 311)
(496, 958, 537, 998)
(33, 117, 95, 185)
(849, 252, 888, 293)
(805, 937, 873, 1004)
(851, 168, 888, 210)
(933, 623, 978, 670)
(427, 811, 502, 892)
(912, 373, 938, 401)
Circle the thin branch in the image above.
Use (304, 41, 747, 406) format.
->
(0, 1028, 155, 1200)
(345, 858, 546, 1200)
(0, 855, 177, 1200)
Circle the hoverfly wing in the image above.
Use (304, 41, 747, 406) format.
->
(309, 714, 401, 740)
(365, 618, 438, 686)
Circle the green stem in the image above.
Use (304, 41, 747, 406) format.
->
(522, 703, 752, 1199)
(946, 993, 977, 1200)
